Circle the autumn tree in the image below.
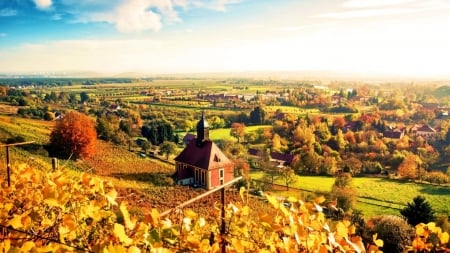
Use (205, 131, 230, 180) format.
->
(159, 141, 178, 160)
(398, 154, 423, 181)
(230, 122, 246, 143)
(48, 111, 97, 159)
(279, 167, 297, 190)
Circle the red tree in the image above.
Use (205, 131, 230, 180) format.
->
(49, 111, 97, 159)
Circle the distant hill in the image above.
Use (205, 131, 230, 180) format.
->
(433, 86, 450, 98)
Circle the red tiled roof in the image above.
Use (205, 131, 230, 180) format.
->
(175, 140, 232, 170)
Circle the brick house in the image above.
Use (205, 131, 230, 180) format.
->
(175, 114, 234, 189)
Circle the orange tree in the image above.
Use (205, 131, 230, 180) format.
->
(48, 111, 97, 159)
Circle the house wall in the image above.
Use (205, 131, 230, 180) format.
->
(208, 164, 234, 189)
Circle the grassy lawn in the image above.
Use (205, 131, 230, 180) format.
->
(250, 171, 450, 217)
(208, 125, 272, 141)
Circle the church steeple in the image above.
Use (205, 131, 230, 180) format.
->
(196, 112, 209, 146)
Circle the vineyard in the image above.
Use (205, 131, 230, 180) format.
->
(1, 163, 449, 252)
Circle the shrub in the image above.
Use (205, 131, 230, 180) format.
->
(365, 215, 414, 253)
(423, 171, 449, 185)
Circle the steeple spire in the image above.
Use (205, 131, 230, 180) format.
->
(196, 111, 209, 146)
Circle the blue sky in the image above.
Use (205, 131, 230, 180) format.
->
(1, 0, 450, 78)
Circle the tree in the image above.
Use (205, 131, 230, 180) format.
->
(279, 167, 296, 190)
(230, 122, 246, 143)
(249, 106, 266, 125)
(159, 141, 177, 160)
(400, 195, 435, 226)
(398, 154, 423, 181)
(48, 111, 97, 159)
(80, 92, 90, 103)
(330, 173, 357, 212)
(209, 116, 225, 129)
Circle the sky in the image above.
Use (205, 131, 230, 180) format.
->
(0, 0, 449, 78)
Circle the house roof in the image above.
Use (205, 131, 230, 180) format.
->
(247, 148, 294, 166)
(175, 139, 232, 170)
(183, 133, 196, 142)
(416, 124, 436, 133)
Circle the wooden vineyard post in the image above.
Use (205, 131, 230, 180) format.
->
(221, 186, 226, 253)
(1, 141, 35, 187)
(6, 146, 10, 187)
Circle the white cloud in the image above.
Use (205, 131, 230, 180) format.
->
(0, 8, 18, 17)
(79, 0, 188, 33)
(210, 0, 241, 12)
(315, 8, 418, 18)
(342, 0, 417, 9)
(73, 0, 242, 33)
(34, 0, 52, 9)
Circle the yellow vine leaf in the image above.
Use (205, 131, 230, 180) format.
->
(120, 202, 136, 230)
(63, 214, 77, 231)
(105, 189, 118, 206)
(373, 233, 384, 247)
(21, 241, 35, 252)
(440, 232, 449, 244)
(145, 208, 160, 227)
(314, 196, 326, 204)
(239, 186, 245, 201)
(266, 193, 280, 209)
(128, 246, 141, 253)
(184, 209, 197, 219)
(114, 223, 133, 246)
(7, 214, 23, 229)
(335, 222, 348, 239)
(0, 240, 11, 253)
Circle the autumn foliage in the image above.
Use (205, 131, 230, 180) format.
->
(48, 111, 97, 159)
(0, 163, 449, 252)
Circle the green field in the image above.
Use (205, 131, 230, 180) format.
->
(250, 172, 450, 217)
(208, 125, 272, 141)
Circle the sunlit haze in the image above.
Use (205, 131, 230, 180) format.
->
(1, 0, 449, 78)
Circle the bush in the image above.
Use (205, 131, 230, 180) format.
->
(423, 171, 449, 185)
(365, 215, 414, 253)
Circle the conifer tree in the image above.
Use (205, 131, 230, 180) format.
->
(400, 195, 435, 226)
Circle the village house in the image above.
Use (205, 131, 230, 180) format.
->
(247, 148, 295, 169)
(411, 124, 438, 139)
(175, 114, 234, 189)
(383, 126, 406, 139)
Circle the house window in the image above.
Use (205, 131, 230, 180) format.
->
(220, 179, 224, 185)
(219, 169, 224, 178)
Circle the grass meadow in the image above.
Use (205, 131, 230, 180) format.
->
(209, 125, 272, 141)
(250, 172, 450, 217)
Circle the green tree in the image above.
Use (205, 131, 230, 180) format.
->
(80, 92, 90, 103)
(279, 167, 296, 190)
(400, 195, 435, 226)
(159, 141, 177, 160)
(330, 172, 356, 212)
(249, 106, 266, 125)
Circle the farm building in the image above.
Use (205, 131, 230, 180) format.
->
(175, 114, 234, 189)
